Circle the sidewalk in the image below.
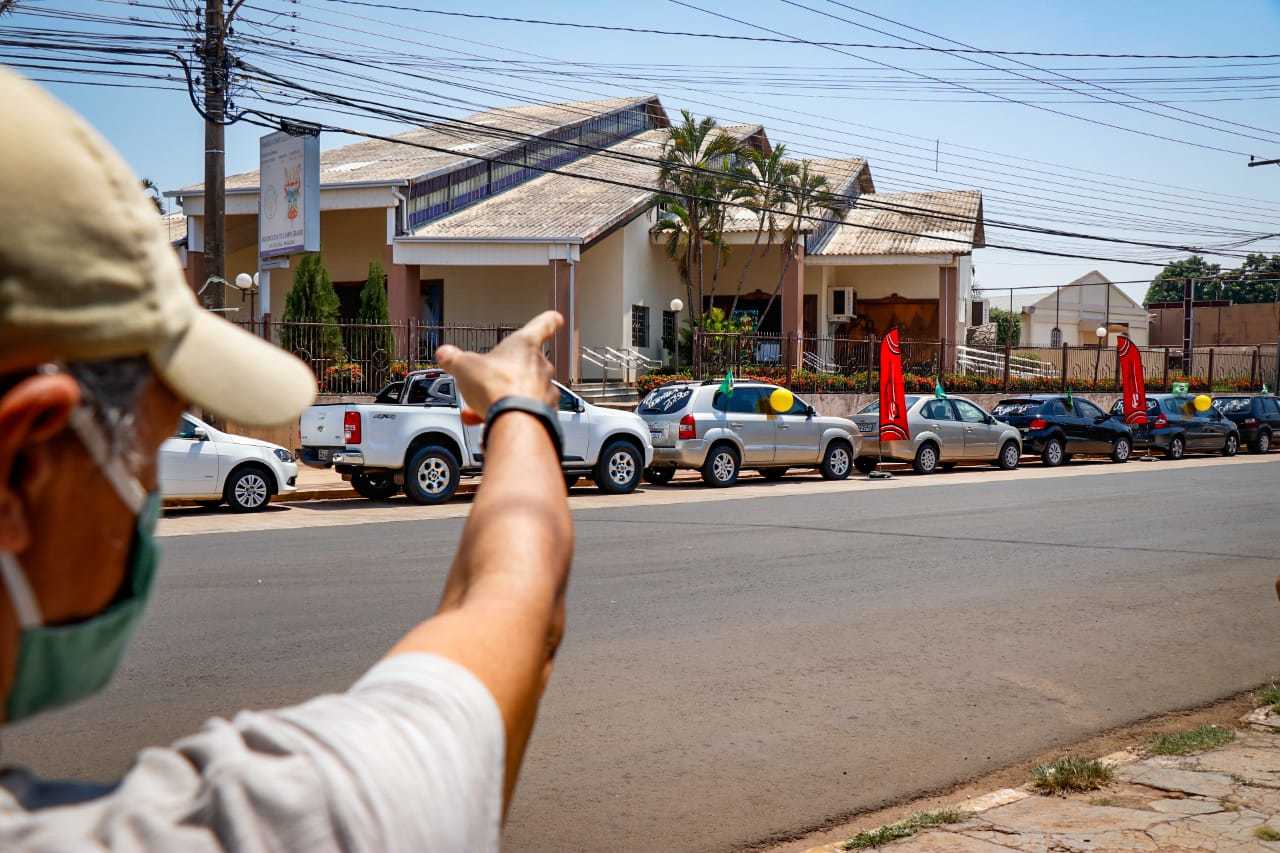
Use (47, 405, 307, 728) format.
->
(805, 706, 1280, 852)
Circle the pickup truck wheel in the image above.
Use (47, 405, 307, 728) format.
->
(595, 441, 642, 495)
(643, 466, 676, 485)
(351, 471, 400, 501)
(404, 446, 459, 505)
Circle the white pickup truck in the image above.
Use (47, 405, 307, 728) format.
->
(300, 369, 653, 504)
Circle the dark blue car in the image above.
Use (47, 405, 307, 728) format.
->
(992, 395, 1135, 466)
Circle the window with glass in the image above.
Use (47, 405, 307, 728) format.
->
(1213, 397, 1251, 415)
(175, 416, 199, 439)
(1074, 399, 1105, 419)
(713, 387, 770, 414)
(953, 400, 989, 423)
(662, 310, 677, 350)
(558, 386, 580, 413)
(1264, 397, 1280, 415)
(921, 399, 955, 420)
(860, 395, 921, 415)
(1047, 399, 1068, 416)
(638, 386, 692, 414)
(631, 305, 650, 348)
(992, 400, 1040, 418)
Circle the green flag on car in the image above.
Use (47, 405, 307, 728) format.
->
(1065, 387, 1074, 409)
(934, 381, 947, 399)
(719, 369, 734, 398)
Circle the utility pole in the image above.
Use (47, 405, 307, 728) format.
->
(1248, 155, 1280, 167)
(1182, 277, 1195, 368)
(201, 0, 227, 311)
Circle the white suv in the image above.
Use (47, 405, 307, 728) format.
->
(160, 414, 298, 512)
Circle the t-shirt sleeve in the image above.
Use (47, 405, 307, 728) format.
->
(69, 653, 505, 852)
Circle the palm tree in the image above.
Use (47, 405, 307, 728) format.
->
(728, 145, 797, 320)
(758, 160, 842, 328)
(141, 177, 164, 214)
(655, 110, 742, 324)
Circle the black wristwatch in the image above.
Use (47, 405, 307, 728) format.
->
(483, 396, 564, 460)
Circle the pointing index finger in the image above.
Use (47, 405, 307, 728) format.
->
(515, 311, 564, 347)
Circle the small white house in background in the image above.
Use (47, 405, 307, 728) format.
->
(1015, 271, 1149, 347)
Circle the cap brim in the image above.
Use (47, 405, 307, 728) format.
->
(152, 309, 317, 427)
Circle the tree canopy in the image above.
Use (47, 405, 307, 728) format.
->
(1144, 254, 1280, 305)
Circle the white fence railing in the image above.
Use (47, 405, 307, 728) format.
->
(956, 345, 1056, 379)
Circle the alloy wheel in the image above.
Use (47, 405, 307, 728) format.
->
(1114, 439, 1130, 462)
(829, 447, 850, 476)
(712, 451, 736, 482)
(608, 450, 636, 486)
(1261, 432, 1272, 453)
(1225, 435, 1238, 456)
(919, 445, 937, 472)
(1003, 443, 1020, 468)
(417, 457, 451, 494)
(1046, 442, 1063, 465)
(234, 473, 268, 508)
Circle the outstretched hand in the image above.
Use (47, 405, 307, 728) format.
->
(437, 310, 563, 423)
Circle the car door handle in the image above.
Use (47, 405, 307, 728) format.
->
(964, 427, 975, 432)
(778, 424, 790, 430)
(729, 421, 743, 428)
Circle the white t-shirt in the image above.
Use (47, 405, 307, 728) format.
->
(0, 653, 505, 851)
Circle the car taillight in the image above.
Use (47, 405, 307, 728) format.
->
(678, 414, 696, 440)
(1028, 417, 1047, 430)
(1153, 414, 1168, 429)
(344, 411, 362, 444)
(1244, 417, 1259, 427)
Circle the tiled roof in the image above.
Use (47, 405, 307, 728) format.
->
(160, 211, 187, 245)
(721, 157, 872, 233)
(407, 124, 762, 244)
(812, 189, 984, 257)
(180, 95, 661, 193)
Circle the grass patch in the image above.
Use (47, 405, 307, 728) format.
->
(1148, 725, 1235, 756)
(1031, 756, 1114, 795)
(1089, 796, 1117, 807)
(1254, 826, 1280, 842)
(842, 810, 968, 849)
(1258, 684, 1280, 712)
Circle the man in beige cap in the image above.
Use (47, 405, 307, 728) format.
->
(0, 65, 573, 850)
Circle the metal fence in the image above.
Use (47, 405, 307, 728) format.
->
(687, 332, 1280, 395)
(234, 320, 516, 395)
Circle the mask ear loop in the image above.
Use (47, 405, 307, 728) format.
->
(65, 407, 147, 516)
(0, 553, 42, 629)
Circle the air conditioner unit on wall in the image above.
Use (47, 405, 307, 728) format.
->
(829, 287, 856, 320)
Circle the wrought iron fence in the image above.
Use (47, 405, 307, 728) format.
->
(679, 332, 1280, 396)
(233, 320, 516, 395)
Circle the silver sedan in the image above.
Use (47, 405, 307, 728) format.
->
(850, 395, 1023, 474)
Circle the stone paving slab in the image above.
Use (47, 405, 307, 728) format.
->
(808, 713, 1280, 852)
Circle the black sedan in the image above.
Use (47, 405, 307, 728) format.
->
(1212, 395, 1280, 454)
(1106, 394, 1240, 459)
(992, 395, 1134, 466)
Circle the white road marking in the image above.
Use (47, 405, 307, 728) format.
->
(158, 454, 1278, 538)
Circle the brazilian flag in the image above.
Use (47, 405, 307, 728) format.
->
(719, 369, 734, 399)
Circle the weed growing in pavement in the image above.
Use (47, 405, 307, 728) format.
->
(1148, 725, 1235, 756)
(842, 810, 968, 849)
(1089, 796, 1118, 807)
(1257, 684, 1280, 712)
(1031, 757, 1114, 795)
(1254, 826, 1280, 842)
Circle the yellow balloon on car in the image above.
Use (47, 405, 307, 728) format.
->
(770, 387, 794, 414)
(1194, 394, 1212, 412)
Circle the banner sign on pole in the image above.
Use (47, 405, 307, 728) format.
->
(258, 130, 319, 259)
(1116, 335, 1148, 426)
(879, 328, 910, 441)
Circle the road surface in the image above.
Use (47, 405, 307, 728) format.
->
(5, 455, 1279, 852)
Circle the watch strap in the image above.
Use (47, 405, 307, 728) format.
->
(482, 396, 564, 460)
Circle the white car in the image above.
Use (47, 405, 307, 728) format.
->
(160, 414, 299, 512)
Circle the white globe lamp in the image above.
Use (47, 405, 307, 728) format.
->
(234, 272, 254, 291)
(669, 298, 684, 312)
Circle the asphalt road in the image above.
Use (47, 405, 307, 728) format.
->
(5, 458, 1279, 852)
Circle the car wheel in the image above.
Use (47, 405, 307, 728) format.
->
(1253, 430, 1272, 454)
(701, 444, 740, 487)
(912, 442, 940, 475)
(404, 445, 459, 505)
(1222, 433, 1239, 457)
(642, 466, 676, 485)
(596, 441, 642, 495)
(563, 474, 580, 491)
(997, 440, 1021, 470)
(225, 466, 273, 513)
(1166, 435, 1185, 460)
(854, 456, 878, 474)
(759, 467, 789, 481)
(820, 441, 853, 481)
(1041, 436, 1065, 467)
(1111, 436, 1132, 464)
(351, 471, 399, 500)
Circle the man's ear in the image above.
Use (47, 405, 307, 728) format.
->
(0, 374, 81, 553)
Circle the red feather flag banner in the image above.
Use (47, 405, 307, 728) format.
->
(879, 328, 910, 441)
(1117, 334, 1148, 426)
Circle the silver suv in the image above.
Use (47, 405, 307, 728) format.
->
(637, 381, 862, 487)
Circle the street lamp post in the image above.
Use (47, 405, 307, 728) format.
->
(670, 297, 684, 373)
(1093, 324, 1107, 386)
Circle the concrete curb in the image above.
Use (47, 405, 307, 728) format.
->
(801, 748, 1143, 853)
(164, 480, 481, 508)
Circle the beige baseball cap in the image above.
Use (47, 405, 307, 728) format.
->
(0, 66, 315, 426)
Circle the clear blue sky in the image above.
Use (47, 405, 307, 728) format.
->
(18, 0, 1280, 303)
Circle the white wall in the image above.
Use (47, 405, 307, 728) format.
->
(618, 210, 689, 370)
(830, 264, 941, 300)
(419, 264, 550, 327)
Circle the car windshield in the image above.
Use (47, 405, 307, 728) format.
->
(1214, 397, 1251, 414)
(639, 386, 693, 414)
(859, 395, 920, 414)
(992, 400, 1041, 417)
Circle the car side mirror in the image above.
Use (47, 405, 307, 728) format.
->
(576, 400, 586, 413)
(806, 405, 816, 417)
(192, 427, 209, 441)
